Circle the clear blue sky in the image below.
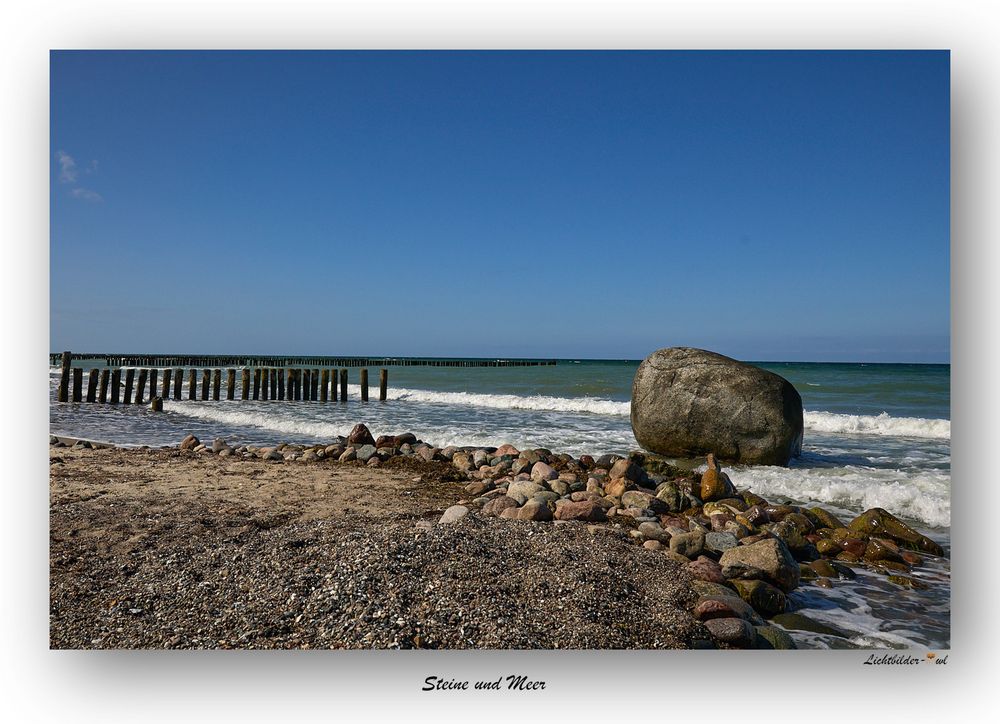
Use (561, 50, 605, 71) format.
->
(50, 50, 949, 362)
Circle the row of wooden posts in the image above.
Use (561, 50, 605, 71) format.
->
(49, 353, 557, 368)
(55, 353, 388, 406)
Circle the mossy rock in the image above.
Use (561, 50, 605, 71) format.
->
(753, 625, 797, 650)
(771, 613, 849, 638)
(887, 575, 928, 590)
(848, 508, 944, 556)
(731, 579, 787, 618)
(805, 506, 845, 530)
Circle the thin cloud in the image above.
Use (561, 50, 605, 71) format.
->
(56, 150, 78, 183)
(70, 187, 103, 202)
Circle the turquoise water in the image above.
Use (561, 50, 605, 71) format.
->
(49, 358, 951, 649)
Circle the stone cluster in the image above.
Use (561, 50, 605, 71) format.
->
(101, 424, 945, 650)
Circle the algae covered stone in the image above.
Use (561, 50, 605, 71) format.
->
(719, 538, 801, 593)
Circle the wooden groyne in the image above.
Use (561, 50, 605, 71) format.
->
(49, 353, 557, 368)
(53, 352, 394, 406)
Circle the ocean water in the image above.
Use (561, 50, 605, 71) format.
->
(49, 359, 951, 649)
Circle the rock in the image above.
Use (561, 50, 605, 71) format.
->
(338, 448, 357, 463)
(347, 423, 376, 447)
(179, 434, 200, 450)
(324, 444, 345, 458)
(691, 580, 736, 598)
(549, 480, 570, 496)
(642, 540, 663, 551)
(621, 490, 664, 513)
(553, 500, 607, 522)
(702, 617, 756, 648)
(530, 462, 559, 482)
(699, 453, 730, 502)
(211, 438, 228, 453)
(416, 446, 438, 463)
(719, 538, 801, 593)
(263, 449, 282, 461)
(355, 445, 377, 463)
(694, 595, 764, 625)
(805, 507, 845, 530)
(638, 521, 669, 543)
(439, 505, 470, 525)
(730, 579, 787, 617)
(507, 480, 544, 505)
(630, 347, 804, 465)
(754, 626, 797, 650)
(494, 444, 519, 457)
(669, 530, 705, 559)
(848, 508, 944, 556)
(300, 449, 318, 462)
(464, 481, 494, 496)
(609, 458, 644, 483)
(686, 556, 726, 584)
(515, 500, 553, 522)
(705, 531, 740, 555)
(482, 496, 519, 517)
(451, 452, 474, 473)
(473, 449, 490, 468)
(771, 613, 849, 638)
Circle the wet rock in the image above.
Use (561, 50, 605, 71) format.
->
(699, 454, 731, 502)
(806, 506, 845, 530)
(686, 556, 726, 584)
(848, 508, 944, 556)
(630, 347, 804, 465)
(347, 423, 376, 447)
(771, 613, 849, 638)
(720, 538, 801, 593)
(702, 617, 756, 648)
(609, 458, 645, 483)
(694, 595, 764, 625)
(730, 579, 787, 618)
(179, 434, 200, 450)
(754, 625, 797, 650)
(705, 531, 739, 555)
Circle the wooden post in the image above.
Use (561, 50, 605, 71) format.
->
(292, 369, 300, 401)
(241, 368, 250, 400)
(174, 369, 183, 400)
(213, 369, 221, 400)
(110, 369, 121, 404)
(285, 368, 293, 401)
(201, 369, 210, 400)
(98, 369, 110, 403)
(360, 368, 369, 401)
(321, 369, 330, 401)
(135, 369, 148, 405)
(270, 368, 278, 400)
(253, 368, 261, 400)
(379, 368, 388, 401)
(303, 369, 311, 401)
(339, 368, 348, 402)
(261, 367, 270, 401)
(151, 397, 163, 412)
(149, 369, 158, 402)
(71, 367, 83, 402)
(58, 351, 72, 402)
(187, 369, 197, 400)
(276, 368, 285, 400)
(312, 368, 319, 400)
(124, 369, 135, 404)
(227, 369, 236, 400)
(85, 369, 99, 402)
(162, 369, 172, 398)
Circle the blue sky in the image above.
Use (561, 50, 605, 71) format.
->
(50, 50, 949, 362)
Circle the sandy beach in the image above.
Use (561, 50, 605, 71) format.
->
(49, 442, 704, 649)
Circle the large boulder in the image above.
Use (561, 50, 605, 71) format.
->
(631, 347, 803, 465)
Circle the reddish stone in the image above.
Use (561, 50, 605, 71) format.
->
(554, 500, 607, 522)
(347, 424, 376, 446)
(687, 557, 727, 584)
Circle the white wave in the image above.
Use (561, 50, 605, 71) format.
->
(379, 385, 633, 417)
(727, 464, 951, 528)
(804, 410, 950, 440)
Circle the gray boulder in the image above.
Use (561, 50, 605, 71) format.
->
(631, 347, 803, 465)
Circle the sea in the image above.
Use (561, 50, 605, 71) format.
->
(49, 359, 951, 650)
